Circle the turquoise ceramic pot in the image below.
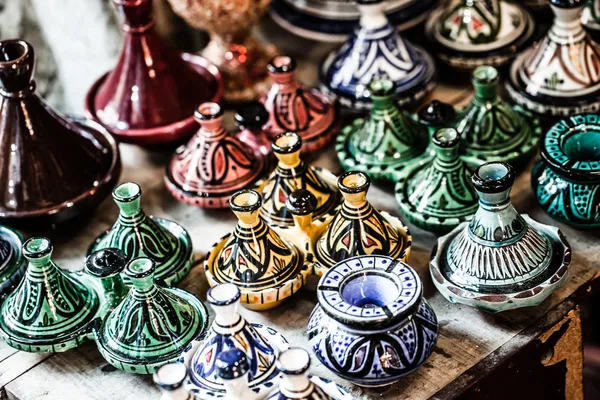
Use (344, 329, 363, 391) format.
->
(532, 114, 600, 229)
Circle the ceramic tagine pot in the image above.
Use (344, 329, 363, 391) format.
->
(269, 0, 435, 43)
(261, 56, 341, 155)
(455, 66, 541, 168)
(260, 132, 340, 228)
(265, 348, 352, 400)
(532, 114, 600, 229)
(582, 0, 600, 41)
(165, 102, 266, 209)
(430, 162, 572, 312)
(204, 190, 312, 310)
(0, 237, 110, 352)
(95, 257, 209, 374)
(183, 283, 287, 398)
(307, 254, 439, 387)
(425, 0, 535, 70)
(0, 39, 120, 228)
(234, 102, 273, 164)
(154, 362, 193, 400)
(313, 171, 412, 276)
(85, 0, 222, 145)
(88, 182, 194, 287)
(416, 100, 458, 138)
(166, 0, 275, 102)
(396, 128, 479, 234)
(0, 225, 26, 297)
(336, 79, 430, 182)
(320, 0, 437, 111)
(507, 0, 600, 117)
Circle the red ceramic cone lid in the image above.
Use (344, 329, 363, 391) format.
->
(85, 0, 222, 145)
(165, 102, 266, 209)
(0, 40, 120, 227)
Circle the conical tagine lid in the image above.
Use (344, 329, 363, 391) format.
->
(0, 238, 101, 351)
(396, 128, 478, 234)
(508, 0, 600, 116)
(165, 102, 266, 209)
(430, 162, 572, 312)
(425, 0, 535, 69)
(0, 39, 120, 227)
(86, 0, 222, 145)
(96, 257, 208, 374)
(337, 79, 429, 182)
(320, 0, 437, 111)
(260, 132, 340, 227)
(315, 171, 411, 274)
(455, 66, 540, 167)
(88, 182, 193, 287)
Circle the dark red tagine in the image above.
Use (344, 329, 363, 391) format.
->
(85, 0, 222, 146)
(0, 39, 121, 228)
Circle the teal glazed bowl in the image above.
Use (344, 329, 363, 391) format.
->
(532, 114, 600, 229)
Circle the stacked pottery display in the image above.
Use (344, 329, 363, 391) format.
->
(508, 0, 600, 117)
(261, 56, 341, 154)
(165, 102, 267, 209)
(532, 114, 600, 229)
(430, 163, 572, 312)
(336, 79, 430, 182)
(85, 0, 222, 145)
(320, 0, 437, 111)
(0, 39, 120, 227)
(425, 0, 535, 69)
(166, 0, 275, 102)
(269, 0, 435, 42)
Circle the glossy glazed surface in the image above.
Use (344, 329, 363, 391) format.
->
(86, 0, 222, 144)
(0, 40, 120, 227)
(0, 225, 25, 296)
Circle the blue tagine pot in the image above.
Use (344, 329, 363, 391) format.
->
(307, 255, 438, 387)
(533, 114, 600, 228)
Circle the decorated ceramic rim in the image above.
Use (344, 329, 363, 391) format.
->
(182, 323, 290, 398)
(424, 3, 535, 69)
(319, 44, 438, 112)
(429, 216, 572, 313)
(203, 233, 312, 310)
(207, 282, 242, 306)
(268, 0, 435, 43)
(84, 52, 223, 145)
(539, 113, 600, 182)
(0, 116, 121, 227)
(317, 255, 422, 330)
(267, 55, 297, 74)
(0, 225, 26, 297)
(471, 162, 516, 194)
(417, 100, 457, 128)
(86, 216, 194, 287)
(96, 285, 209, 374)
(459, 106, 542, 168)
(276, 347, 311, 375)
(153, 362, 188, 392)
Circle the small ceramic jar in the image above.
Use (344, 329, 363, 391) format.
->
(532, 114, 600, 228)
(307, 255, 438, 387)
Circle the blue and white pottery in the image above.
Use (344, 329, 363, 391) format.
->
(0, 225, 26, 297)
(269, 0, 435, 43)
(265, 348, 352, 399)
(154, 362, 193, 400)
(430, 162, 572, 313)
(319, 0, 437, 112)
(183, 283, 288, 399)
(307, 255, 438, 387)
(216, 349, 261, 400)
(532, 113, 600, 229)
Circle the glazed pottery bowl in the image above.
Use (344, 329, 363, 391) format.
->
(307, 255, 438, 387)
(532, 114, 600, 228)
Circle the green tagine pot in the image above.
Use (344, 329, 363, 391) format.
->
(455, 66, 541, 168)
(336, 79, 429, 182)
(0, 237, 110, 352)
(396, 128, 479, 234)
(88, 182, 193, 287)
(532, 114, 600, 228)
(95, 257, 208, 374)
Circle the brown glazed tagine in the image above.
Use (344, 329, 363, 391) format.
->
(166, 0, 276, 102)
(0, 39, 120, 228)
(85, 0, 222, 146)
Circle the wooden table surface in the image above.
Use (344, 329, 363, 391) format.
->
(1, 17, 598, 400)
